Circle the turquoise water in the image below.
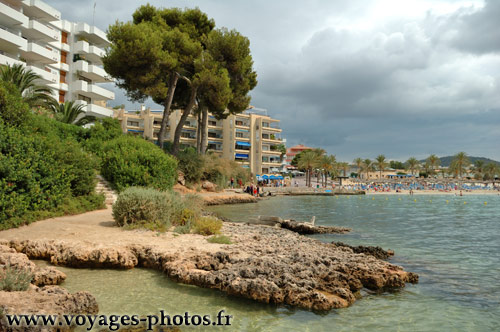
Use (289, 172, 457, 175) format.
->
(53, 195, 500, 331)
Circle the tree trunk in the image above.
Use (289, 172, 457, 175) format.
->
(200, 107, 208, 154)
(157, 73, 179, 150)
(171, 86, 198, 156)
(196, 112, 202, 154)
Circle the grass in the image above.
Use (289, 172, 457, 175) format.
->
(207, 235, 232, 244)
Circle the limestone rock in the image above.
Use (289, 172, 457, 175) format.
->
(202, 181, 216, 192)
(32, 267, 66, 286)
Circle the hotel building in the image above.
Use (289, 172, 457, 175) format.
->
(115, 107, 285, 175)
(0, 0, 114, 117)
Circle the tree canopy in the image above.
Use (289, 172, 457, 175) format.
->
(104, 5, 257, 155)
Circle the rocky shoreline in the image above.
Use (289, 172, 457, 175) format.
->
(0, 209, 418, 314)
(0, 245, 98, 331)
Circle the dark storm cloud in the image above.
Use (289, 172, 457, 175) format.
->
(45, 0, 500, 161)
(446, 0, 500, 54)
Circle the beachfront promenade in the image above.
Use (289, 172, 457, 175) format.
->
(258, 175, 500, 196)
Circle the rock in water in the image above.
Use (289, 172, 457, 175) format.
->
(331, 242, 395, 260)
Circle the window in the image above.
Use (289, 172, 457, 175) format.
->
(208, 120, 217, 126)
(58, 91, 65, 103)
(60, 71, 66, 83)
(127, 121, 140, 127)
(60, 51, 67, 64)
(61, 31, 68, 44)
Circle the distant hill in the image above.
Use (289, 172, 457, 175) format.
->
(419, 156, 500, 167)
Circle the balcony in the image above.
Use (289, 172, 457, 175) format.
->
(208, 117, 223, 128)
(235, 141, 251, 151)
(0, 26, 27, 52)
(261, 121, 281, 132)
(22, 20, 59, 42)
(0, 2, 28, 28)
(261, 133, 282, 143)
(22, 0, 61, 22)
(74, 60, 110, 83)
(71, 80, 114, 100)
(74, 40, 104, 65)
(0, 53, 24, 67)
(74, 22, 109, 47)
(262, 157, 281, 165)
(20, 42, 59, 63)
(207, 131, 223, 140)
(25, 65, 57, 83)
(207, 141, 223, 152)
(183, 120, 197, 129)
(74, 100, 113, 118)
(235, 153, 250, 162)
(235, 119, 250, 128)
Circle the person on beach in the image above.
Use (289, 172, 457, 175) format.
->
(230, 177, 234, 188)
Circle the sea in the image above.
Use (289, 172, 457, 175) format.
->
(49, 194, 500, 331)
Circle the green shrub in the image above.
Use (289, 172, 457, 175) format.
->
(82, 118, 123, 156)
(193, 216, 222, 236)
(0, 81, 29, 127)
(174, 222, 192, 234)
(112, 187, 172, 227)
(101, 136, 178, 192)
(207, 235, 232, 244)
(112, 187, 203, 232)
(177, 147, 203, 184)
(0, 266, 33, 291)
(202, 153, 251, 188)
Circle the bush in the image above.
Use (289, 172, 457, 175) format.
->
(82, 118, 123, 156)
(0, 81, 29, 127)
(207, 235, 232, 244)
(202, 153, 251, 188)
(0, 266, 33, 291)
(101, 136, 178, 192)
(174, 222, 192, 234)
(177, 147, 203, 184)
(113, 187, 203, 232)
(192, 216, 222, 236)
(0, 85, 102, 227)
(112, 187, 172, 228)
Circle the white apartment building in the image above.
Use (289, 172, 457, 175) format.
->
(0, 0, 114, 117)
(115, 107, 286, 175)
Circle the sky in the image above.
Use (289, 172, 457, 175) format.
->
(45, 0, 500, 162)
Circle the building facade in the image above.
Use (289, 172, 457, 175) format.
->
(0, 0, 114, 117)
(115, 107, 285, 175)
(285, 144, 314, 164)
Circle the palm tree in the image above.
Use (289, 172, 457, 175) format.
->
(362, 159, 373, 179)
(451, 152, 470, 179)
(319, 155, 336, 187)
(405, 157, 420, 176)
(353, 157, 363, 178)
(50, 100, 96, 126)
(484, 163, 499, 186)
(0, 64, 55, 108)
(473, 160, 485, 180)
(427, 154, 440, 175)
(274, 144, 287, 163)
(298, 150, 319, 187)
(337, 162, 348, 177)
(375, 155, 387, 179)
